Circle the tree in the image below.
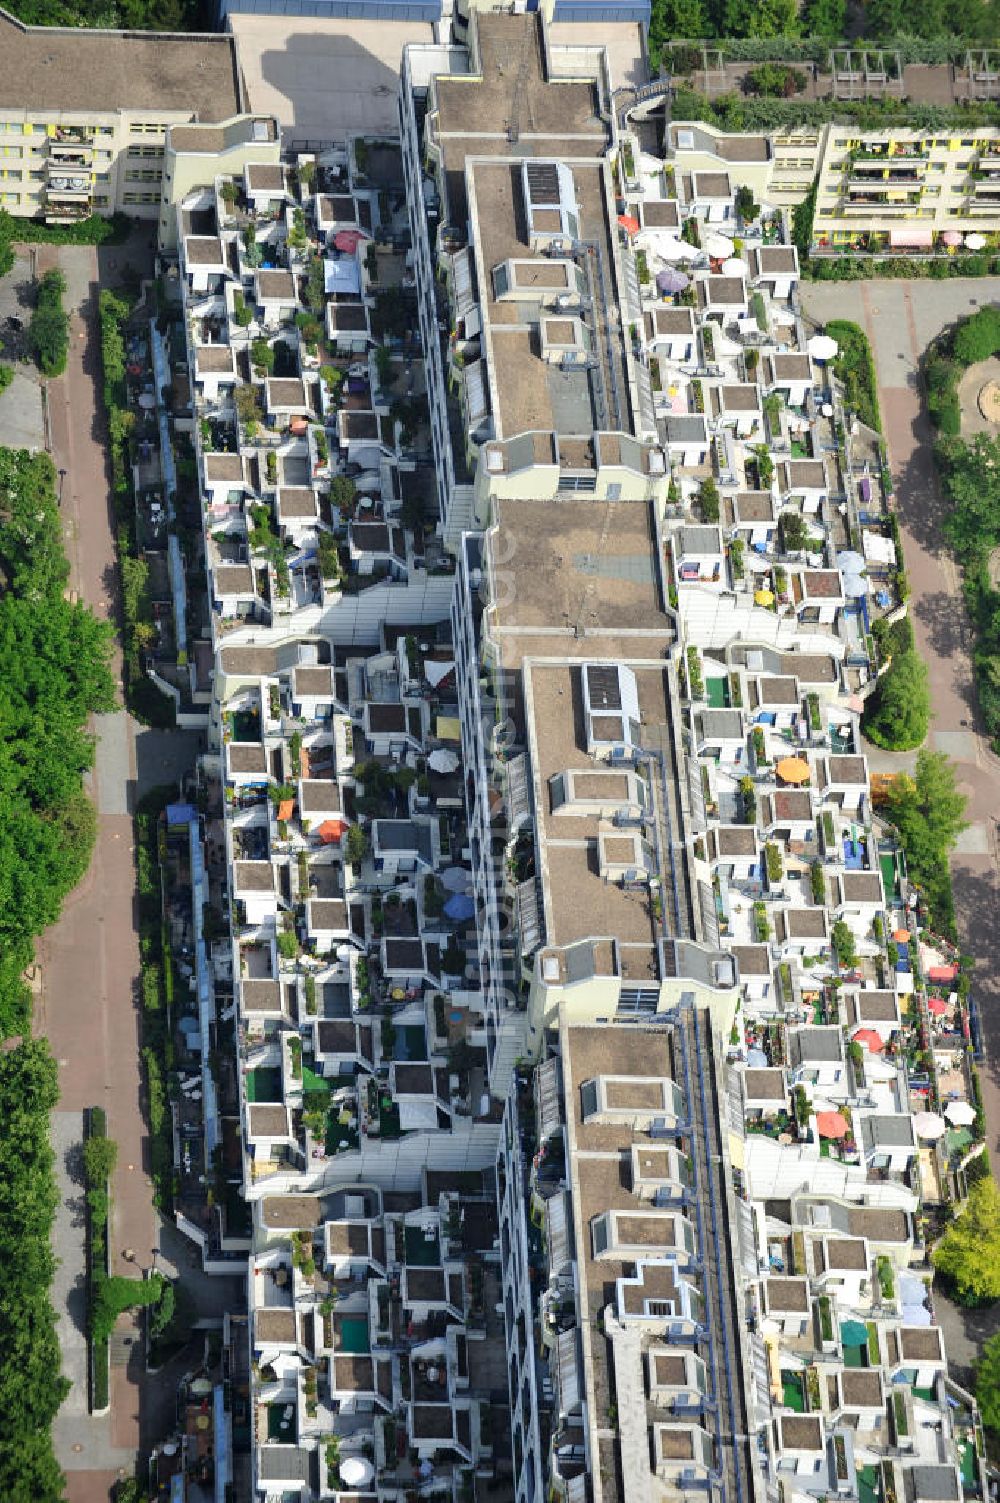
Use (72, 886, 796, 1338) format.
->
(346, 824, 369, 868)
(735, 185, 759, 222)
(329, 475, 357, 516)
(831, 919, 858, 970)
(884, 750, 967, 935)
(0, 1038, 69, 1499)
(862, 650, 930, 750)
(721, 0, 799, 35)
(698, 476, 720, 523)
(648, 0, 709, 70)
(29, 269, 69, 378)
(933, 1177, 1000, 1304)
(251, 338, 275, 374)
(801, 0, 846, 35)
(780, 512, 815, 553)
(952, 306, 1000, 367)
(938, 434, 1000, 563)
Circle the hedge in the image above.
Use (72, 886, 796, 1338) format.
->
(135, 786, 179, 1213)
(825, 320, 881, 433)
(85, 1106, 113, 1412)
(662, 36, 994, 65)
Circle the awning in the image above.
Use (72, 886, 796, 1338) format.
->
(436, 715, 461, 742)
(889, 228, 933, 249)
(324, 256, 361, 295)
(316, 818, 347, 844)
(277, 798, 295, 821)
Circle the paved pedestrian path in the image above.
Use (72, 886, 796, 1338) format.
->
(802, 279, 1000, 1174)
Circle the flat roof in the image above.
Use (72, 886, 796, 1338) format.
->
(0, 8, 241, 119)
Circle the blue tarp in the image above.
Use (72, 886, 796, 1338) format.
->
(166, 802, 197, 828)
(444, 893, 475, 921)
(214, 1384, 230, 1503)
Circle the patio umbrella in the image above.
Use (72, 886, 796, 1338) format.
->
(642, 232, 699, 264)
(941, 230, 963, 247)
(277, 798, 295, 822)
(945, 1099, 977, 1126)
(892, 928, 910, 943)
(913, 1110, 946, 1140)
(721, 256, 748, 277)
(754, 588, 774, 606)
(340, 1459, 374, 1489)
(926, 995, 948, 1017)
(816, 1110, 849, 1139)
(776, 756, 810, 784)
(965, 232, 987, 250)
(852, 1028, 884, 1053)
(315, 818, 347, 844)
(704, 230, 734, 260)
(441, 866, 472, 893)
(808, 333, 839, 362)
(875, 590, 891, 608)
(428, 748, 460, 774)
(928, 963, 958, 983)
(617, 213, 641, 236)
(841, 1319, 869, 1345)
(333, 228, 368, 253)
(746, 1047, 768, 1067)
(656, 266, 689, 294)
(444, 892, 476, 922)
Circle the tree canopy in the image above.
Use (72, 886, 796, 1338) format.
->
(0, 447, 115, 1035)
(0, 1038, 67, 1499)
(933, 1177, 1000, 1305)
(862, 649, 931, 750)
(884, 750, 967, 937)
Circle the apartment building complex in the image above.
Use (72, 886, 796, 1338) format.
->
(36, 2, 990, 1499)
(665, 118, 1000, 254)
(0, 6, 245, 223)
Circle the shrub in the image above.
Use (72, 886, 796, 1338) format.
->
(826, 320, 881, 432)
(30, 268, 69, 378)
(745, 62, 807, 96)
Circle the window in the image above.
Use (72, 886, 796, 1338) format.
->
(123, 191, 158, 205)
(580, 1080, 598, 1118)
(646, 1299, 674, 1317)
(618, 985, 659, 1015)
(591, 1216, 609, 1256)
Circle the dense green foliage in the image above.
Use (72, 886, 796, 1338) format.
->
(668, 87, 1000, 134)
(29, 268, 68, 378)
(0, 1039, 68, 1499)
(135, 787, 179, 1213)
(862, 651, 931, 750)
(1, 0, 207, 25)
(98, 289, 174, 728)
(0, 364, 12, 397)
(975, 1330, 1000, 1435)
(935, 434, 1000, 747)
(650, 0, 999, 62)
(825, 320, 881, 432)
(0, 448, 115, 1036)
(933, 1177, 1000, 1304)
(884, 750, 967, 938)
(926, 308, 1000, 437)
(92, 1273, 164, 1346)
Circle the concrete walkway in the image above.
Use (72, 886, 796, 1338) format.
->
(802, 277, 1000, 1180)
(30, 241, 184, 1503)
